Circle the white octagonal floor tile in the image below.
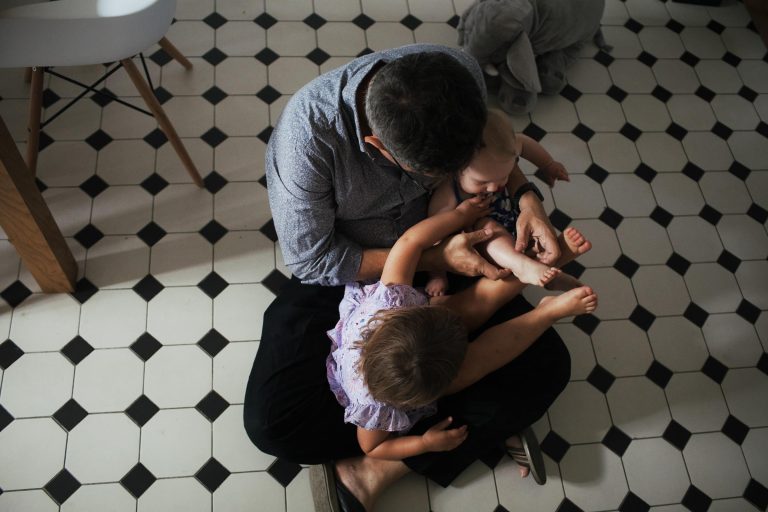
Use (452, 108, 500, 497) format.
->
(140, 409, 211, 478)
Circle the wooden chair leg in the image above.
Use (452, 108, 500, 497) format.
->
(158, 37, 193, 70)
(26, 67, 43, 176)
(121, 58, 203, 187)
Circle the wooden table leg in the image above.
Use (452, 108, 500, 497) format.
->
(0, 116, 77, 293)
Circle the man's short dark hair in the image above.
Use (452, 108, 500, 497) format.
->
(365, 52, 486, 176)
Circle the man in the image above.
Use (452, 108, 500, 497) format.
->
(244, 44, 569, 511)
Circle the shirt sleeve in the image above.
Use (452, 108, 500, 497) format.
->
(265, 113, 363, 286)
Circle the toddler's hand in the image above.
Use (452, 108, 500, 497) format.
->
(422, 417, 468, 452)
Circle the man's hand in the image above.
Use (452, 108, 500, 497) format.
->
(421, 417, 468, 452)
(433, 229, 512, 280)
(515, 198, 560, 265)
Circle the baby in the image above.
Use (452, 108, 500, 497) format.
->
(426, 108, 585, 296)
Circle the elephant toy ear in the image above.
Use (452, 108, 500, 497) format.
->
(505, 34, 541, 93)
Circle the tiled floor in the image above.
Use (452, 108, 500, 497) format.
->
(0, 0, 767, 511)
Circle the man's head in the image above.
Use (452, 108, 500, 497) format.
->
(364, 51, 486, 176)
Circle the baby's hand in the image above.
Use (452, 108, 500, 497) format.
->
(456, 195, 491, 223)
(535, 161, 569, 188)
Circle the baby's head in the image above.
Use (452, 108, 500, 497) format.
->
(359, 305, 467, 409)
(458, 108, 519, 196)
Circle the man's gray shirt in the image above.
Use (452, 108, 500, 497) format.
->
(266, 44, 485, 286)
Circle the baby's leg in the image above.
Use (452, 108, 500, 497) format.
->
(475, 218, 560, 288)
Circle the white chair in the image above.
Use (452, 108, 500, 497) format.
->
(0, 0, 203, 186)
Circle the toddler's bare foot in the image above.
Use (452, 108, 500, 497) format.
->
(544, 271, 583, 292)
(538, 286, 598, 318)
(426, 275, 448, 297)
(556, 227, 592, 266)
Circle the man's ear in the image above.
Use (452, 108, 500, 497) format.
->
(363, 134, 386, 152)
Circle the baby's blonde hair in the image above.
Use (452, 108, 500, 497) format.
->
(480, 108, 517, 160)
(358, 305, 467, 409)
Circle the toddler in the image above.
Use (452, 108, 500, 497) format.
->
(426, 108, 584, 296)
(326, 195, 597, 462)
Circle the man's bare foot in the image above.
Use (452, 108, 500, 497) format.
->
(538, 286, 597, 318)
(556, 227, 592, 266)
(426, 275, 448, 297)
(335, 457, 409, 511)
(505, 435, 530, 478)
(544, 271, 583, 292)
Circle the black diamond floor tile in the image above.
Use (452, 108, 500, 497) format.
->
(197, 329, 230, 357)
(663, 420, 692, 450)
(53, 399, 88, 432)
(0, 404, 13, 433)
(682, 485, 712, 512)
(630, 305, 656, 331)
(196, 458, 231, 492)
(400, 14, 422, 30)
(748, 203, 768, 224)
(646, 360, 673, 388)
(259, 219, 278, 242)
(307, 48, 331, 66)
(132, 275, 164, 302)
(303, 13, 326, 29)
(74, 224, 104, 249)
(120, 463, 156, 498)
(80, 175, 109, 198)
(85, 129, 113, 151)
(651, 85, 672, 103)
(729, 161, 751, 181)
(619, 491, 650, 512)
(682, 162, 704, 182)
(614, 254, 639, 278)
(141, 173, 169, 196)
(255, 48, 279, 66)
(44, 469, 81, 505)
(254, 12, 278, 29)
(266, 458, 302, 487)
(736, 299, 761, 324)
(523, 122, 547, 142)
(572, 123, 595, 142)
(702, 355, 728, 384)
(60, 336, 94, 365)
(137, 222, 167, 247)
(125, 395, 159, 427)
(201, 127, 229, 147)
(666, 252, 690, 276)
(587, 365, 616, 393)
(0, 339, 24, 370)
(144, 128, 168, 149)
(683, 302, 709, 327)
(541, 430, 570, 462)
(585, 164, 608, 184)
(262, 269, 290, 296)
(721, 415, 749, 445)
(131, 333, 162, 361)
(602, 425, 632, 457)
(607, 85, 628, 102)
(744, 479, 768, 511)
(716, 250, 741, 273)
(196, 391, 230, 422)
(573, 312, 600, 335)
(71, 278, 98, 304)
(204, 12, 228, 29)
(352, 14, 375, 30)
(549, 209, 572, 232)
(695, 85, 716, 103)
(198, 272, 229, 299)
(203, 171, 228, 194)
(200, 220, 229, 244)
(1, 281, 32, 308)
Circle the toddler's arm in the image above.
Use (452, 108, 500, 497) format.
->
(381, 196, 490, 286)
(357, 417, 468, 460)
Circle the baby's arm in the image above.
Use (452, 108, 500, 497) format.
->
(357, 417, 468, 460)
(381, 196, 489, 287)
(518, 133, 569, 187)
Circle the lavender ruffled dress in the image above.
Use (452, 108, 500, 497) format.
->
(326, 282, 437, 432)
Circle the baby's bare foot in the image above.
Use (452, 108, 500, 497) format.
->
(544, 271, 583, 292)
(426, 275, 448, 297)
(538, 286, 597, 318)
(556, 227, 592, 266)
(512, 259, 560, 287)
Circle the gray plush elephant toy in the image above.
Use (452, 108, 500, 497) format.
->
(458, 0, 610, 114)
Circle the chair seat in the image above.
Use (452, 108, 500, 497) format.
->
(0, 0, 175, 68)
